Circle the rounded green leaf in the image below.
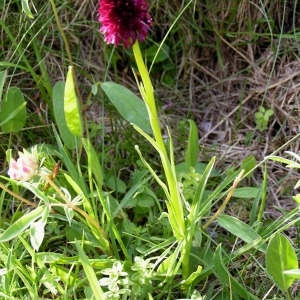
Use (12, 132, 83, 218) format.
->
(101, 81, 152, 134)
(266, 232, 298, 291)
(0, 87, 27, 133)
(64, 66, 83, 137)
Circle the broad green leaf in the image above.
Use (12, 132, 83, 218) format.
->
(232, 187, 260, 198)
(64, 66, 83, 137)
(105, 175, 127, 194)
(145, 43, 170, 63)
(35, 252, 63, 263)
(101, 81, 152, 134)
(53, 81, 77, 149)
(75, 240, 105, 299)
(82, 138, 103, 188)
(21, 0, 34, 18)
(266, 232, 298, 291)
(217, 215, 267, 252)
(0, 87, 27, 133)
(0, 205, 45, 242)
(0, 102, 26, 127)
(185, 119, 199, 169)
(214, 245, 258, 300)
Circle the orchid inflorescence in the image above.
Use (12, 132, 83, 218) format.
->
(98, 0, 152, 48)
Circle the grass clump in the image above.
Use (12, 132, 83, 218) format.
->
(0, 0, 300, 299)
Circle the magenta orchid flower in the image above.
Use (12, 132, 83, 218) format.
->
(98, 0, 152, 48)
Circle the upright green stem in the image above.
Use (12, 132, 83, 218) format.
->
(132, 42, 165, 151)
(131, 41, 185, 240)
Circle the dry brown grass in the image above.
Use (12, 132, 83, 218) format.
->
(149, 0, 300, 217)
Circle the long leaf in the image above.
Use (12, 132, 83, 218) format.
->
(185, 119, 199, 169)
(82, 138, 103, 188)
(0, 70, 6, 99)
(53, 81, 77, 149)
(214, 245, 258, 300)
(0, 205, 45, 242)
(218, 215, 266, 252)
(75, 240, 105, 299)
(64, 66, 83, 137)
(101, 81, 152, 134)
(21, 0, 34, 18)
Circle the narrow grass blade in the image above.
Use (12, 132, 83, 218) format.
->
(185, 119, 199, 169)
(75, 240, 105, 299)
(97, 186, 130, 261)
(214, 245, 258, 300)
(0, 70, 6, 99)
(21, 0, 34, 18)
(82, 138, 103, 188)
(283, 269, 300, 278)
(191, 157, 216, 217)
(182, 157, 215, 278)
(52, 125, 87, 196)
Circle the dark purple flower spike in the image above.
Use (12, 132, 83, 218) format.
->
(98, 0, 152, 48)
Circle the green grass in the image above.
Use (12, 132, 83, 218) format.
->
(0, 0, 300, 299)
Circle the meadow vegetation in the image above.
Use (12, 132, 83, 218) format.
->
(0, 0, 299, 299)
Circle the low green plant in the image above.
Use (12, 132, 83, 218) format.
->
(255, 106, 274, 132)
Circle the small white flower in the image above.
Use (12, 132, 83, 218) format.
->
(8, 148, 39, 182)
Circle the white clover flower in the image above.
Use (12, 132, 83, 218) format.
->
(8, 148, 39, 182)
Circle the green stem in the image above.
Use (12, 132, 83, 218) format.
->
(132, 42, 165, 151)
(131, 41, 185, 240)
